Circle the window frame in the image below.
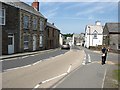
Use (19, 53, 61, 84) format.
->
(23, 15, 29, 29)
(33, 18, 37, 30)
(39, 35, 43, 47)
(0, 8, 5, 25)
(93, 30, 98, 39)
(40, 20, 44, 31)
(24, 35, 29, 50)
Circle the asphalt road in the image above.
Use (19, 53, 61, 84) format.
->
(2, 47, 84, 88)
(2, 49, 68, 71)
(54, 46, 119, 88)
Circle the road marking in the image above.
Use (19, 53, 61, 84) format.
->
(82, 61, 86, 65)
(33, 73, 67, 89)
(88, 54, 91, 63)
(102, 68, 107, 88)
(30, 55, 35, 57)
(32, 65, 72, 90)
(3, 64, 32, 72)
(82, 51, 86, 65)
(32, 61, 42, 65)
(21, 56, 29, 59)
(67, 64, 72, 73)
(3, 58, 18, 61)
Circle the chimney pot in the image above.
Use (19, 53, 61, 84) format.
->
(32, 0, 39, 11)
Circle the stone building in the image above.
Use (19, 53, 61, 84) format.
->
(103, 23, 120, 52)
(1, 0, 47, 54)
(45, 22, 60, 49)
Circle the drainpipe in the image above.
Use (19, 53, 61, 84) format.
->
(88, 26, 90, 49)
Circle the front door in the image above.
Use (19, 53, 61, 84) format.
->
(33, 35, 36, 51)
(8, 34, 14, 54)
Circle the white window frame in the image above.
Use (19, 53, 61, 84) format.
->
(0, 8, 5, 25)
(40, 20, 44, 31)
(93, 30, 98, 39)
(24, 35, 29, 50)
(23, 15, 29, 29)
(33, 18, 37, 30)
(40, 35, 43, 47)
(118, 44, 120, 50)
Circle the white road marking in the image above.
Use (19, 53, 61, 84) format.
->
(88, 54, 91, 63)
(67, 64, 72, 73)
(82, 52, 86, 65)
(21, 56, 29, 59)
(0, 60, 3, 62)
(3, 58, 18, 61)
(102, 68, 107, 88)
(42, 73, 67, 84)
(4, 65, 32, 72)
(32, 61, 42, 65)
(82, 61, 86, 65)
(33, 84, 40, 90)
(32, 65, 72, 90)
(30, 55, 35, 57)
(33, 73, 67, 90)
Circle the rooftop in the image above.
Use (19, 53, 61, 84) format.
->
(0, 0, 46, 19)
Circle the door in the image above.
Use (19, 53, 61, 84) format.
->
(33, 35, 36, 51)
(8, 34, 14, 54)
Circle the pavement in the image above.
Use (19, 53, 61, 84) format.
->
(52, 46, 119, 89)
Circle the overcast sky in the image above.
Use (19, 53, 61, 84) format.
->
(21, 0, 118, 34)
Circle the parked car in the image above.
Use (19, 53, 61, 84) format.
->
(61, 44, 70, 50)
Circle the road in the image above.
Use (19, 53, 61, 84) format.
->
(54, 46, 119, 88)
(2, 47, 84, 88)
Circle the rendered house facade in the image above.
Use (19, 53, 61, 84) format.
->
(84, 21, 103, 48)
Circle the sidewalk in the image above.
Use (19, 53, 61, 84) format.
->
(54, 62, 118, 88)
(0, 48, 60, 60)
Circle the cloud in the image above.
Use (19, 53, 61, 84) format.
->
(44, 7, 59, 18)
(76, 6, 104, 16)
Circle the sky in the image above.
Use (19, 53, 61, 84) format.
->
(20, 0, 118, 34)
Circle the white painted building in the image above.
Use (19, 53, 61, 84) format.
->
(84, 21, 103, 48)
(59, 33, 64, 46)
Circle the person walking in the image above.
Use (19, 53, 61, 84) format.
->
(101, 47, 107, 65)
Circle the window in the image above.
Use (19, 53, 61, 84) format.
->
(33, 18, 37, 30)
(24, 35, 29, 49)
(23, 15, 29, 29)
(0, 8, 5, 25)
(40, 20, 44, 31)
(40, 35, 43, 47)
(118, 44, 120, 49)
(93, 30, 97, 39)
(8, 37, 13, 45)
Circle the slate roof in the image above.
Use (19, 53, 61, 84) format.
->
(0, 0, 46, 19)
(105, 23, 120, 33)
(47, 22, 59, 30)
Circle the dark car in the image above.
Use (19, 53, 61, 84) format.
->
(61, 44, 70, 50)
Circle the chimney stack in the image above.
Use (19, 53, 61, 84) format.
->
(52, 23, 54, 25)
(32, 0, 39, 11)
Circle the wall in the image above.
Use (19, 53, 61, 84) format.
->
(2, 3, 20, 54)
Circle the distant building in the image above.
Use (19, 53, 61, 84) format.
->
(59, 33, 64, 46)
(1, 0, 47, 54)
(72, 33, 85, 46)
(45, 22, 60, 49)
(84, 21, 103, 48)
(103, 23, 120, 51)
